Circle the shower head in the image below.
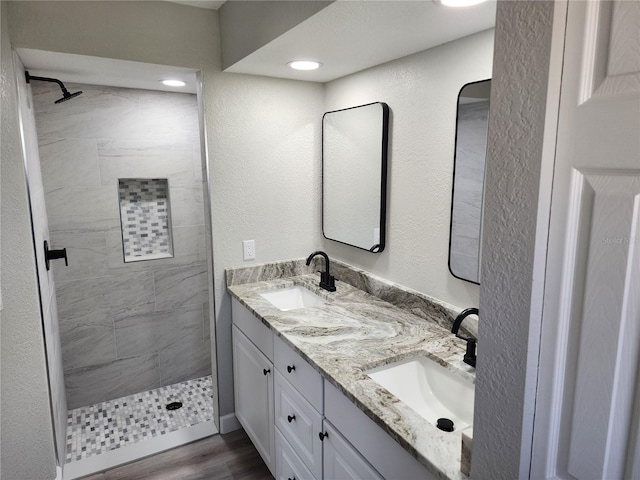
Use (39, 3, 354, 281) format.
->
(25, 71, 83, 104)
(55, 89, 83, 104)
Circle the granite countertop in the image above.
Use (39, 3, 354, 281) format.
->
(227, 271, 475, 480)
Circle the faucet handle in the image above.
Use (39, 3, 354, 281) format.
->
(319, 271, 336, 292)
(463, 339, 476, 368)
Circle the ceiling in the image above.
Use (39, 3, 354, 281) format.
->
(225, 0, 496, 82)
(16, 0, 495, 92)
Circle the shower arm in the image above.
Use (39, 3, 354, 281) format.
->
(25, 71, 70, 93)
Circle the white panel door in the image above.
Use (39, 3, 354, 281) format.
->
(532, 1, 640, 479)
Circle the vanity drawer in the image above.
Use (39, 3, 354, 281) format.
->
(275, 371, 323, 479)
(232, 298, 273, 361)
(274, 334, 323, 412)
(275, 429, 317, 480)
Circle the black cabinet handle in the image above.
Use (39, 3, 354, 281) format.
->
(287, 414, 296, 423)
(287, 365, 295, 373)
(319, 431, 328, 441)
(288, 478, 295, 480)
(44, 240, 68, 271)
(263, 368, 270, 376)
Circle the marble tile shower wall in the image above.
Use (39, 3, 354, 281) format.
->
(32, 82, 211, 409)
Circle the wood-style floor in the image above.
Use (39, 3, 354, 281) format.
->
(82, 429, 273, 480)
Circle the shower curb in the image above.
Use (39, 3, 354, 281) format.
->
(62, 420, 218, 479)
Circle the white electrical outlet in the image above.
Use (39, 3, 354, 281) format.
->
(243, 240, 256, 261)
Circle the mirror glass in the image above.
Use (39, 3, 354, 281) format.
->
(449, 79, 491, 284)
(323, 102, 389, 252)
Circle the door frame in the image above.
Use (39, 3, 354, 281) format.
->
(12, 48, 65, 470)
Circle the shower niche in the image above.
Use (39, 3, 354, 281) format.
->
(118, 178, 174, 262)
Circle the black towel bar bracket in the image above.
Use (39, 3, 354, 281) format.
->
(44, 240, 68, 271)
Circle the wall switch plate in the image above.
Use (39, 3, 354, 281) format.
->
(243, 240, 255, 261)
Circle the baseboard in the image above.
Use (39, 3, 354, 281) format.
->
(62, 420, 218, 479)
(219, 412, 242, 433)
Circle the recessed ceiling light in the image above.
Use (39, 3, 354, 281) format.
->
(288, 60, 322, 71)
(440, 0, 488, 7)
(161, 79, 186, 87)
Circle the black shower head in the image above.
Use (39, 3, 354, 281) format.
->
(55, 89, 83, 104)
(25, 71, 83, 104)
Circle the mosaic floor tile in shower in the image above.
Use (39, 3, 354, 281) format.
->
(65, 375, 214, 463)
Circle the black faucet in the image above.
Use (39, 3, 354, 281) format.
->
(306, 251, 336, 292)
(452, 307, 479, 368)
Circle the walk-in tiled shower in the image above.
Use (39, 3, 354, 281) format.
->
(25, 79, 217, 476)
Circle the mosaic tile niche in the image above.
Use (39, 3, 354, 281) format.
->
(118, 178, 173, 262)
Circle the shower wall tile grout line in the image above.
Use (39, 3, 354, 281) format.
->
(112, 318, 118, 359)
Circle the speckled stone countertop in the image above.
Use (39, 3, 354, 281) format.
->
(226, 259, 476, 480)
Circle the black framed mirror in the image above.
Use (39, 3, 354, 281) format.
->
(322, 102, 390, 253)
(449, 79, 491, 284)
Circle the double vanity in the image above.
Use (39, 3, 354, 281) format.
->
(227, 257, 476, 480)
(223, 35, 485, 480)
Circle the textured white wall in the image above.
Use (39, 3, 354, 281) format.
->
(323, 30, 494, 310)
(0, 3, 58, 478)
(472, 2, 555, 478)
(206, 71, 324, 417)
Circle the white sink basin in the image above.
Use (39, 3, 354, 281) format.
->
(366, 355, 474, 432)
(258, 286, 326, 311)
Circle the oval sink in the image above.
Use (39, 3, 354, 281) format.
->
(258, 286, 326, 311)
(366, 355, 474, 432)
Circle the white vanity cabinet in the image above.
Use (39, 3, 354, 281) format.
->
(232, 297, 438, 480)
(232, 300, 275, 475)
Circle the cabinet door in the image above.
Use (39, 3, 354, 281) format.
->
(322, 421, 383, 480)
(233, 325, 275, 475)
